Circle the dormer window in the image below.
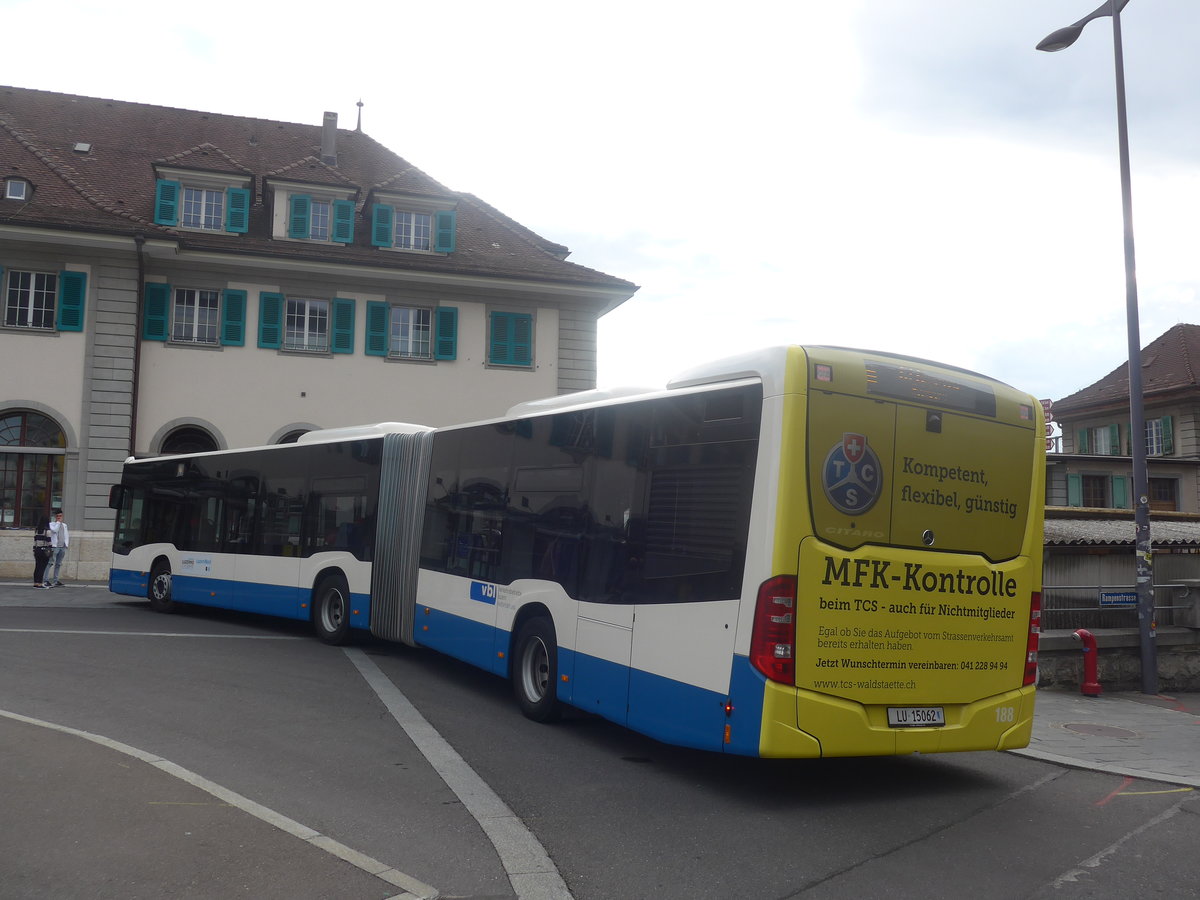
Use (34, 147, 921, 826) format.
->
(286, 193, 354, 243)
(182, 187, 225, 230)
(266, 181, 357, 245)
(153, 167, 251, 234)
(370, 194, 456, 254)
(5, 179, 29, 200)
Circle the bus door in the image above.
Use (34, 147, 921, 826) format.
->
(572, 603, 633, 726)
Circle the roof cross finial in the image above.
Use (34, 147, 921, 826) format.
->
(356, 99, 363, 133)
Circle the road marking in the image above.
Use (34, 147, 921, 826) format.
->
(0, 707, 438, 900)
(1050, 801, 1188, 888)
(345, 647, 574, 900)
(0, 629, 301, 639)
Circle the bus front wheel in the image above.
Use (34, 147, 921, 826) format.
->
(148, 562, 175, 613)
(313, 575, 351, 645)
(512, 617, 561, 723)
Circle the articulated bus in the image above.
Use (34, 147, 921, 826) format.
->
(109, 346, 1045, 757)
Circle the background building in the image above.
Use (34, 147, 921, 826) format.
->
(0, 86, 637, 572)
(1042, 324, 1200, 689)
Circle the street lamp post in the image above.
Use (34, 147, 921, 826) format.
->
(1038, 0, 1157, 695)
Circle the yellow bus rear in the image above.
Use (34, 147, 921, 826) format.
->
(751, 346, 1043, 757)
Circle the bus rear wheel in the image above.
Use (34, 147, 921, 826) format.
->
(148, 562, 175, 613)
(512, 617, 561, 722)
(313, 575, 351, 645)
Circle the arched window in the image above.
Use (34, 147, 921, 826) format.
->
(277, 430, 309, 444)
(160, 426, 218, 455)
(0, 410, 65, 527)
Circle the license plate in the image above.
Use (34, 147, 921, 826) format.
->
(887, 706, 945, 728)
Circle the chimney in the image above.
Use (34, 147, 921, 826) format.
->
(321, 111, 338, 166)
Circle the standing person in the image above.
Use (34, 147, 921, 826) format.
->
(32, 516, 52, 588)
(48, 509, 69, 586)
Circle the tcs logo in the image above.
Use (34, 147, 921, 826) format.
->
(822, 433, 883, 515)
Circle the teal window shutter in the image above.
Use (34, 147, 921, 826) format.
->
(435, 307, 458, 360)
(288, 195, 311, 239)
(1077, 429, 1090, 454)
(57, 271, 87, 332)
(1161, 416, 1174, 455)
(1107, 424, 1120, 455)
(331, 298, 355, 354)
(371, 204, 393, 247)
(221, 289, 247, 346)
(1066, 473, 1082, 507)
(143, 283, 171, 341)
(365, 301, 389, 356)
(226, 188, 250, 233)
(154, 180, 180, 225)
(434, 210, 456, 253)
(490, 312, 533, 366)
(332, 200, 355, 244)
(258, 292, 284, 348)
(1112, 475, 1129, 509)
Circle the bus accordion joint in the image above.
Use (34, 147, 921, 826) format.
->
(1024, 591, 1041, 687)
(750, 575, 797, 684)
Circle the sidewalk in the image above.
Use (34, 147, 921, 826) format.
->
(1015, 688, 1200, 787)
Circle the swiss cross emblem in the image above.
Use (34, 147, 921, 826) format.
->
(842, 433, 866, 464)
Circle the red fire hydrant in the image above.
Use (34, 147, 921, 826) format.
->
(1072, 628, 1103, 697)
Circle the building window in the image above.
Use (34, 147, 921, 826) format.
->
(1081, 475, 1108, 508)
(5, 179, 28, 200)
(1149, 477, 1178, 512)
(285, 298, 329, 352)
(286, 194, 354, 243)
(172, 289, 220, 344)
(390, 307, 432, 358)
(311, 200, 331, 241)
(181, 187, 225, 230)
(395, 211, 432, 251)
(142, 284, 245, 347)
(489, 311, 533, 367)
(1145, 417, 1174, 456)
(371, 204, 456, 253)
(0, 410, 65, 527)
(1077, 424, 1120, 455)
(4, 270, 57, 329)
(154, 179, 249, 234)
(161, 426, 218, 455)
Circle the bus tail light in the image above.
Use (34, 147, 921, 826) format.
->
(751, 575, 797, 684)
(1023, 591, 1041, 686)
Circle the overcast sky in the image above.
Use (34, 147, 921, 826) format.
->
(7, 0, 1200, 404)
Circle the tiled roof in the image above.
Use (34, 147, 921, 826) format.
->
(1054, 323, 1200, 412)
(0, 85, 636, 294)
(1044, 516, 1200, 547)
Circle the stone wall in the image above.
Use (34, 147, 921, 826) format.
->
(0, 531, 112, 582)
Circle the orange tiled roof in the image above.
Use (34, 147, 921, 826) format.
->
(0, 85, 635, 293)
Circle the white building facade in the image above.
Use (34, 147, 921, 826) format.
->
(0, 88, 636, 574)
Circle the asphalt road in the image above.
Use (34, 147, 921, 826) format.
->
(2, 585, 1198, 899)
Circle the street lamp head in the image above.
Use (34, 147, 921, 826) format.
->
(1036, 24, 1084, 52)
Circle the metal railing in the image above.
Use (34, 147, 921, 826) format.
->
(1041, 582, 1194, 630)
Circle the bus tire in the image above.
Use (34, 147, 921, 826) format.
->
(512, 617, 561, 723)
(313, 574, 351, 645)
(148, 562, 176, 613)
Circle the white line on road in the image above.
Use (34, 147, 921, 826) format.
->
(0, 628, 302, 639)
(344, 647, 574, 900)
(0, 707, 439, 900)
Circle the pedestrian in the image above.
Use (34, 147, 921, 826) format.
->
(33, 516, 53, 588)
(48, 509, 69, 586)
